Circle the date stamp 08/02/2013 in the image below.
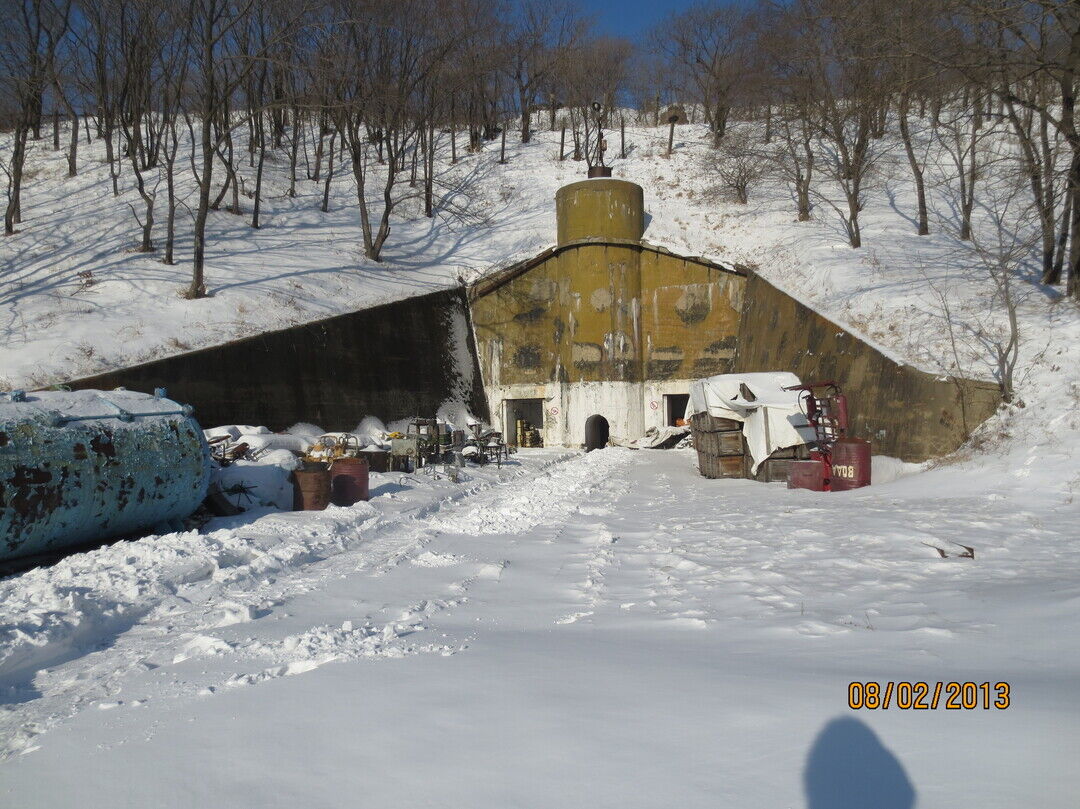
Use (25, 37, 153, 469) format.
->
(848, 681, 1011, 710)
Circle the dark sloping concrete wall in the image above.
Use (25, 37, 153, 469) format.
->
(733, 271, 1001, 462)
(68, 288, 488, 432)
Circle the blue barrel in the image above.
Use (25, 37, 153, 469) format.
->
(0, 388, 211, 562)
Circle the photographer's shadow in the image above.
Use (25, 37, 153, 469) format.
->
(804, 716, 916, 809)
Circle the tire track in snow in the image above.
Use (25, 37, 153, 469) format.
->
(427, 448, 634, 537)
(0, 450, 578, 759)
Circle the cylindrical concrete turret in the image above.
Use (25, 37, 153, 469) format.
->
(555, 179, 645, 247)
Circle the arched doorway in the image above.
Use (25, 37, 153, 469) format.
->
(584, 415, 609, 451)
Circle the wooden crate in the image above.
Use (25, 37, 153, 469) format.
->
(690, 412, 742, 432)
(697, 453, 745, 479)
(764, 444, 812, 460)
(695, 428, 743, 458)
(690, 412, 746, 479)
(755, 457, 797, 484)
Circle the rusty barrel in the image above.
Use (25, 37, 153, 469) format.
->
(330, 457, 369, 506)
(293, 463, 331, 511)
(830, 438, 872, 490)
(357, 449, 390, 473)
(787, 459, 826, 491)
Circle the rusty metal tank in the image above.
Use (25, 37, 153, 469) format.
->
(292, 463, 332, 511)
(330, 457, 369, 506)
(830, 438, 872, 491)
(0, 388, 210, 562)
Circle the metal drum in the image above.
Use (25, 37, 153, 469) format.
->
(330, 457, 369, 506)
(0, 388, 210, 562)
(830, 438, 872, 490)
(292, 464, 331, 511)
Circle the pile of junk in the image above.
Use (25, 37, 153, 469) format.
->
(205, 417, 514, 515)
(685, 372, 872, 491)
(0, 387, 507, 567)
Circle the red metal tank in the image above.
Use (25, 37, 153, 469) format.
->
(787, 459, 826, 491)
(829, 438, 872, 490)
(331, 457, 370, 506)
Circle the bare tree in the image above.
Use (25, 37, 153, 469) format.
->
(934, 169, 1041, 403)
(786, 0, 889, 248)
(504, 0, 583, 144)
(0, 0, 71, 236)
(935, 93, 999, 242)
(706, 127, 766, 203)
(184, 0, 304, 298)
(557, 36, 632, 170)
(653, 2, 753, 146)
(327, 0, 456, 261)
(916, 1, 1080, 297)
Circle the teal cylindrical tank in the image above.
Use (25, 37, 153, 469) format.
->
(0, 388, 211, 562)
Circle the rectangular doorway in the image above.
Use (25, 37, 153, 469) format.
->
(664, 393, 690, 427)
(504, 399, 545, 446)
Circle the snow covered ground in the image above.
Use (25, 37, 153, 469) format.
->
(2, 445, 1077, 807)
(3, 111, 1079, 807)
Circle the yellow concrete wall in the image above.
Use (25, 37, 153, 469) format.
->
(640, 251, 743, 381)
(471, 244, 744, 388)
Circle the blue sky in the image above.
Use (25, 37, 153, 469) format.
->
(577, 0, 697, 40)
(578, 0, 762, 40)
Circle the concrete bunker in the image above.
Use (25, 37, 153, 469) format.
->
(60, 177, 1001, 466)
(469, 177, 1000, 462)
(470, 178, 740, 451)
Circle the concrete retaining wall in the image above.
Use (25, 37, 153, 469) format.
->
(733, 271, 1001, 462)
(68, 288, 488, 432)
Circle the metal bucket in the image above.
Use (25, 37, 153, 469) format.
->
(293, 464, 331, 511)
(330, 457, 369, 506)
(830, 438, 872, 490)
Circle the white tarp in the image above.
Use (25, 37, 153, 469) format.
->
(685, 372, 816, 474)
(611, 425, 691, 450)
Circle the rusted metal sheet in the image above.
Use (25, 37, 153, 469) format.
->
(0, 388, 210, 562)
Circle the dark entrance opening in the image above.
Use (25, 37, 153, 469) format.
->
(665, 393, 690, 426)
(584, 414, 610, 451)
(505, 398, 544, 446)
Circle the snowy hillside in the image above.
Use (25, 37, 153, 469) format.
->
(3, 115, 1073, 394)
